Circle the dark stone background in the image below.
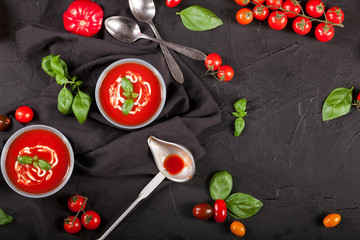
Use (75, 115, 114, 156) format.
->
(1, 0, 360, 239)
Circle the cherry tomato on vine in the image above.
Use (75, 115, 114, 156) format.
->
(230, 221, 246, 236)
(205, 53, 222, 71)
(81, 210, 101, 230)
(357, 93, 360, 101)
(315, 23, 334, 42)
(266, 0, 283, 11)
(166, 0, 181, 8)
(282, 0, 301, 18)
(253, 5, 270, 21)
(68, 195, 87, 213)
(15, 106, 33, 124)
(305, 0, 325, 18)
(64, 217, 82, 234)
(323, 213, 341, 228)
(236, 8, 253, 25)
(253, 0, 266, 5)
(192, 203, 213, 220)
(235, 0, 250, 6)
(326, 7, 344, 24)
(0, 115, 11, 131)
(268, 11, 288, 30)
(292, 16, 312, 35)
(217, 65, 234, 82)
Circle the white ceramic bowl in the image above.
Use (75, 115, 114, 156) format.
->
(1, 125, 74, 198)
(95, 58, 166, 130)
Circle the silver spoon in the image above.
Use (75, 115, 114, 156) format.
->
(97, 136, 195, 240)
(129, 0, 184, 84)
(105, 16, 207, 61)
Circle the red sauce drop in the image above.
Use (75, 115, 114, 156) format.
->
(163, 154, 185, 175)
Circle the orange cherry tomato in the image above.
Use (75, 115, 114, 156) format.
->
(236, 8, 253, 25)
(230, 221, 246, 236)
(323, 213, 341, 228)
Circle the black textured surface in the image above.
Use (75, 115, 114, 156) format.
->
(1, 0, 360, 239)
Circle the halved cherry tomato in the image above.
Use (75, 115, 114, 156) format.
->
(292, 16, 312, 35)
(64, 217, 81, 234)
(217, 65, 234, 82)
(15, 106, 33, 124)
(81, 210, 101, 230)
(266, 0, 283, 11)
(0, 115, 11, 131)
(166, 0, 181, 8)
(230, 221, 246, 236)
(253, 5, 270, 21)
(282, 0, 301, 18)
(305, 0, 325, 18)
(315, 23, 335, 42)
(236, 8, 253, 25)
(213, 199, 227, 223)
(323, 213, 341, 228)
(205, 53, 222, 71)
(192, 203, 213, 220)
(326, 7, 344, 24)
(235, 0, 250, 6)
(68, 195, 87, 213)
(268, 11, 288, 30)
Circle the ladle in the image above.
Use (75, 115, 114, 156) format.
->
(97, 136, 195, 240)
(105, 16, 207, 61)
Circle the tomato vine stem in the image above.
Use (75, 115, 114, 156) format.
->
(71, 196, 88, 227)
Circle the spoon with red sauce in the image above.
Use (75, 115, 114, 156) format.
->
(98, 136, 195, 240)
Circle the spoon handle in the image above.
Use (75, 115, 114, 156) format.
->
(97, 172, 166, 240)
(140, 33, 207, 61)
(148, 21, 184, 84)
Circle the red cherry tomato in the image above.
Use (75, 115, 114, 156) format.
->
(81, 210, 101, 230)
(236, 8, 253, 25)
(230, 221, 246, 236)
(166, 0, 181, 8)
(213, 199, 227, 223)
(253, 5, 270, 21)
(292, 16, 312, 35)
(192, 203, 213, 220)
(253, 0, 266, 5)
(357, 93, 360, 101)
(305, 0, 325, 18)
(326, 7, 344, 24)
(63, 0, 104, 37)
(268, 11, 288, 30)
(235, 0, 250, 6)
(68, 195, 87, 213)
(15, 106, 33, 124)
(217, 65, 234, 82)
(315, 23, 335, 42)
(323, 213, 341, 228)
(0, 115, 11, 131)
(205, 53, 222, 71)
(266, 0, 283, 10)
(64, 217, 82, 234)
(282, 0, 301, 18)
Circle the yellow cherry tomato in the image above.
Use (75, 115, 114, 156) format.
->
(323, 213, 341, 228)
(230, 221, 246, 236)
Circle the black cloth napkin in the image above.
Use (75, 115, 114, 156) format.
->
(0, 0, 220, 239)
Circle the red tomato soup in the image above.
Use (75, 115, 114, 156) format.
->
(5, 129, 70, 194)
(163, 154, 185, 175)
(99, 63, 163, 126)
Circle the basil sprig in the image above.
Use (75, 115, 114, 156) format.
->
(17, 155, 51, 171)
(209, 171, 263, 219)
(176, 6, 223, 31)
(232, 99, 247, 137)
(322, 87, 353, 121)
(121, 77, 139, 115)
(41, 54, 92, 124)
(0, 208, 13, 225)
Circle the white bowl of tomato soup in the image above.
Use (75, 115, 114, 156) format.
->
(95, 58, 166, 130)
(1, 125, 74, 198)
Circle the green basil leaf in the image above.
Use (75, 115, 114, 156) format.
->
(234, 118, 245, 137)
(71, 84, 77, 91)
(72, 90, 92, 124)
(58, 87, 73, 115)
(41, 55, 56, 78)
(17, 156, 33, 164)
(33, 162, 38, 168)
(0, 209, 13, 225)
(322, 87, 353, 121)
(131, 93, 139, 98)
(226, 193, 263, 219)
(58, 57, 68, 76)
(38, 160, 51, 170)
(55, 75, 68, 85)
(122, 99, 134, 115)
(72, 76, 77, 82)
(234, 99, 247, 113)
(231, 112, 241, 117)
(177, 6, 223, 31)
(121, 77, 133, 93)
(75, 81, 83, 86)
(209, 171, 233, 200)
(123, 92, 131, 98)
(50, 55, 65, 76)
